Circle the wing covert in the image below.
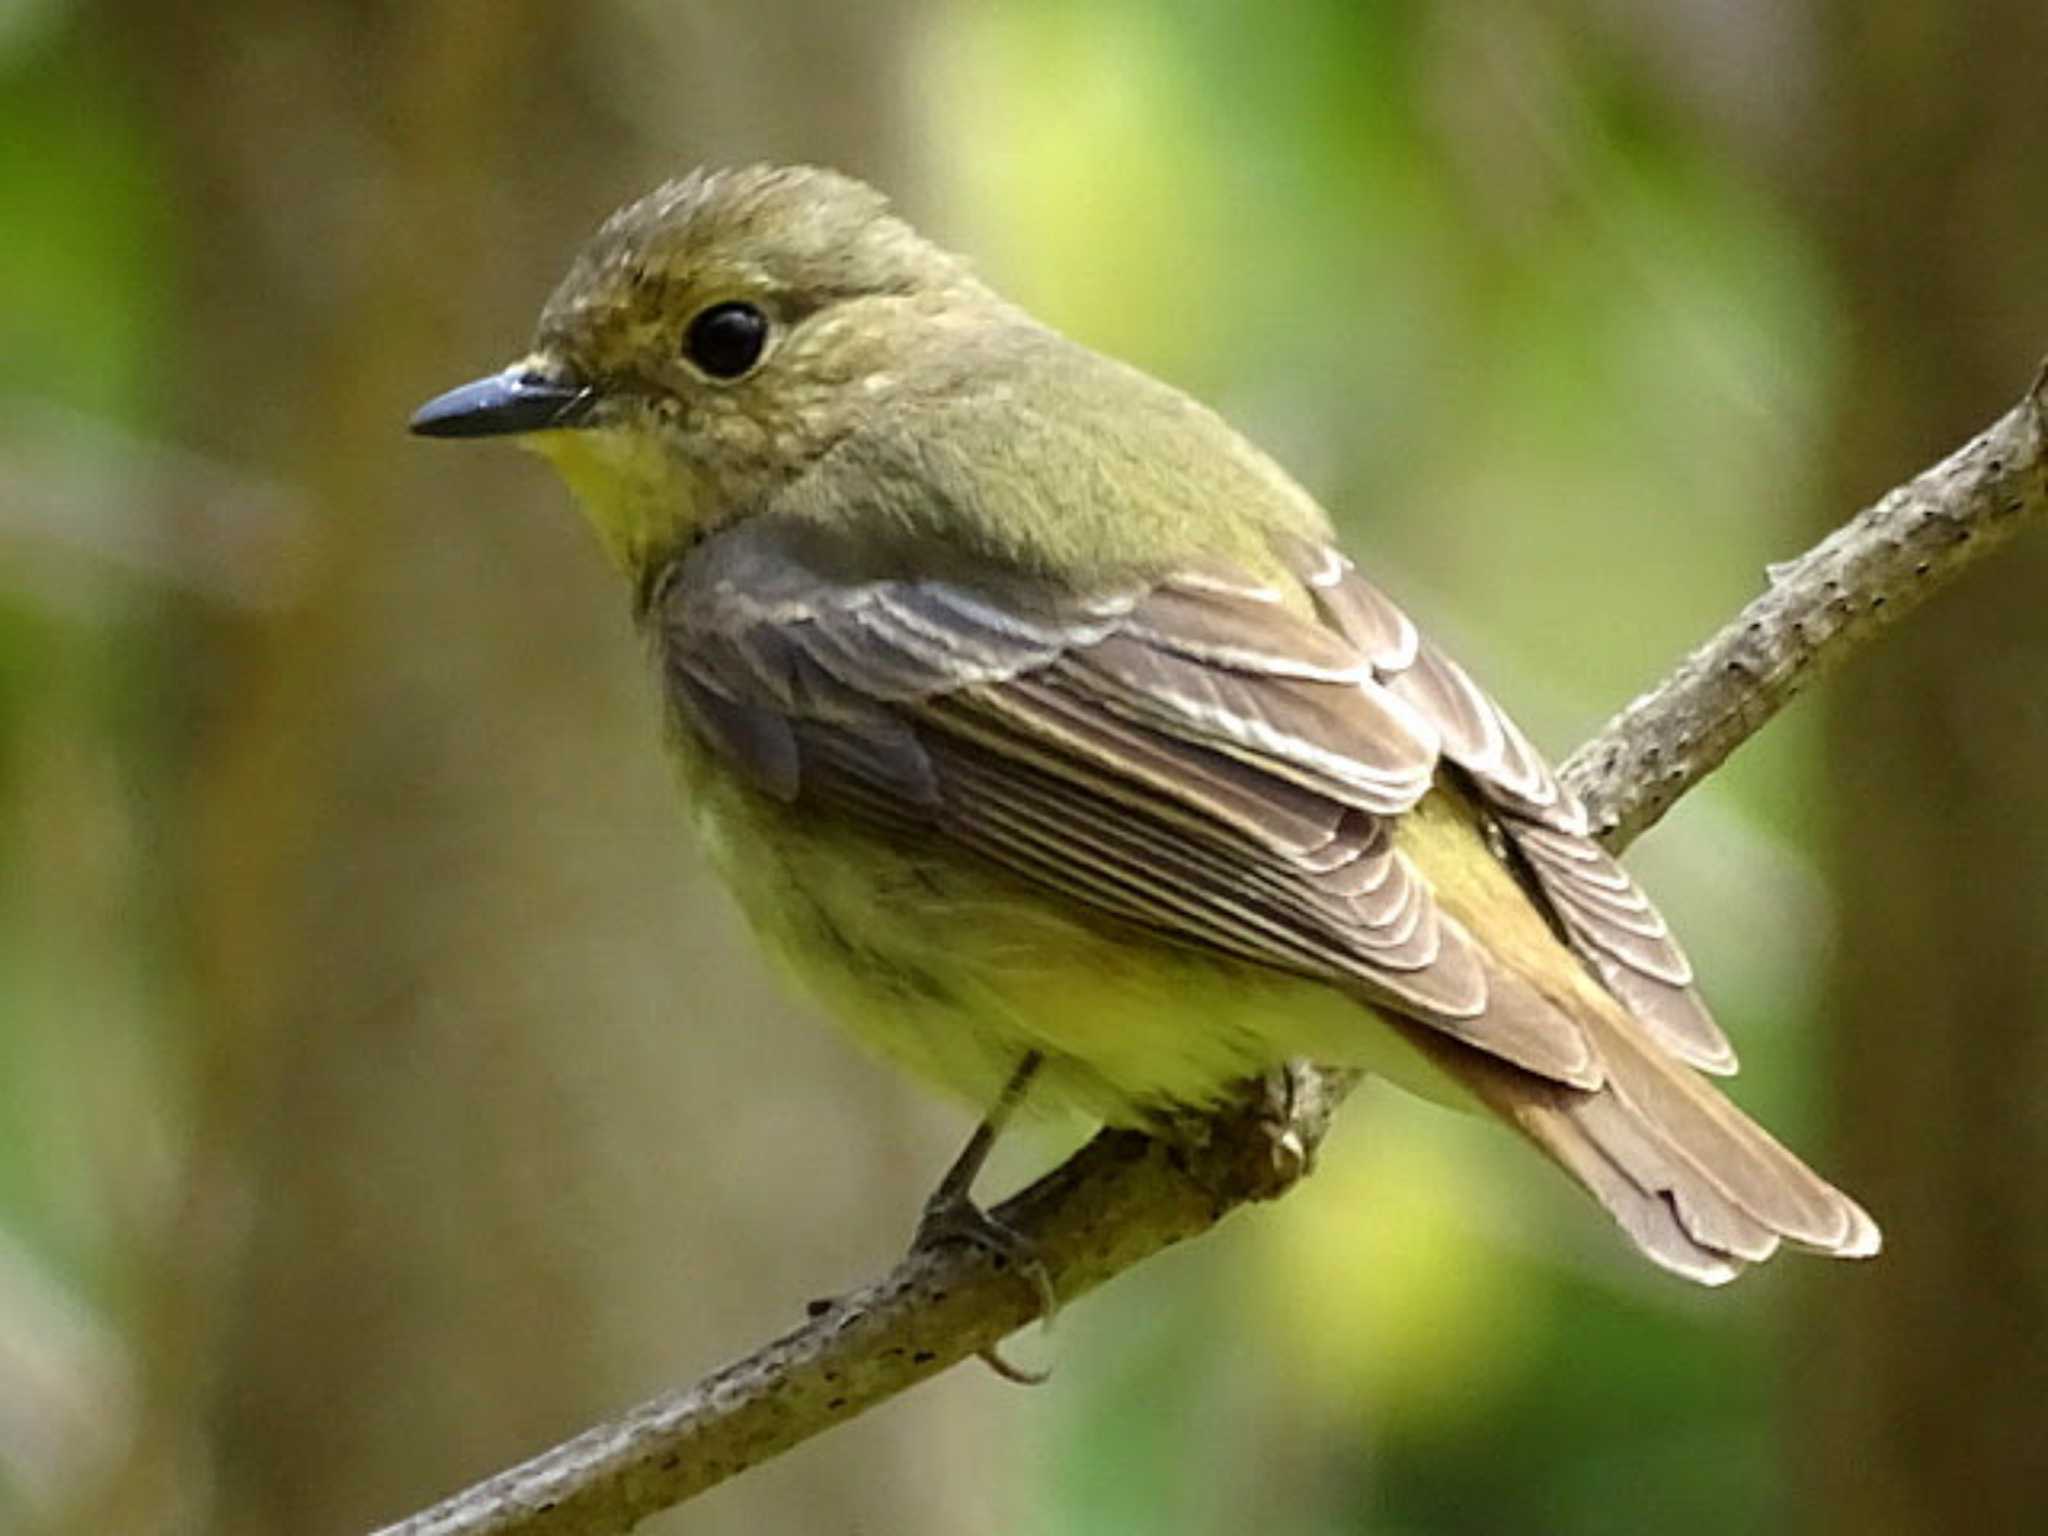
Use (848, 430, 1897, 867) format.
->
(1277, 533, 1737, 1075)
(656, 517, 1684, 1087)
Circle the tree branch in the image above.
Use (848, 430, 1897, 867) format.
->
(1562, 370, 2048, 844)
(372, 372, 2048, 1536)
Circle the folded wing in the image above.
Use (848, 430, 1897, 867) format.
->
(655, 515, 1876, 1280)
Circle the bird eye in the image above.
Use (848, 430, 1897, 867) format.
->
(684, 301, 769, 379)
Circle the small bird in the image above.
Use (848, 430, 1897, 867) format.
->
(412, 165, 1877, 1287)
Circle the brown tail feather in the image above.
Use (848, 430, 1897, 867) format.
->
(1394, 1003, 1880, 1283)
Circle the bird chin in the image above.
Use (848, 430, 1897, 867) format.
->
(528, 425, 705, 576)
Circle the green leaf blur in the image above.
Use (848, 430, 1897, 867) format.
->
(2, 1, 2037, 1533)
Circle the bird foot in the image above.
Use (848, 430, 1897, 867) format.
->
(1257, 1061, 1320, 1187)
(911, 1188, 1057, 1385)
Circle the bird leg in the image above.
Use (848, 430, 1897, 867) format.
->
(910, 1051, 1057, 1383)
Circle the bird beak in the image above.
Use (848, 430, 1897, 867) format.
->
(409, 362, 596, 439)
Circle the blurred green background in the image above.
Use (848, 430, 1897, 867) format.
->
(3, 2, 2044, 1533)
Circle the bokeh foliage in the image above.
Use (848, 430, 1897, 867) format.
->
(2, 2, 2039, 1533)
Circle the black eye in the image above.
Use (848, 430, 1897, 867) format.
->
(684, 301, 769, 379)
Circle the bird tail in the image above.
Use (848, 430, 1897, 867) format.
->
(1392, 998, 1881, 1284)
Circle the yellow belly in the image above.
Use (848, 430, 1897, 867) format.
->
(680, 742, 1456, 1124)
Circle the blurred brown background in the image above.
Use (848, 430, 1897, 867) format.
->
(2, 2, 2043, 1533)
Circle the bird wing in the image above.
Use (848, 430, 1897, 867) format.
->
(655, 513, 1876, 1280)
(1283, 534, 1737, 1075)
(656, 513, 1724, 1086)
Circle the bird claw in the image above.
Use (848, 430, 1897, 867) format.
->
(912, 1189, 1059, 1384)
(914, 1189, 1060, 1323)
(1259, 1062, 1319, 1184)
(975, 1341, 1052, 1386)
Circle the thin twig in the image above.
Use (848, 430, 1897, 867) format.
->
(1561, 375, 2048, 841)
(372, 372, 2048, 1536)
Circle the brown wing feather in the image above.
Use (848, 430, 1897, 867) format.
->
(665, 518, 1589, 1079)
(928, 717, 1608, 1082)
(659, 516, 1878, 1280)
(1397, 1011, 1879, 1283)
(1280, 534, 1739, 1075)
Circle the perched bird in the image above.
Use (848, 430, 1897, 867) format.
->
(412, 165, 1877, 1286)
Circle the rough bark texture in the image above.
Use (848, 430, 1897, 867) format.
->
(1560, 390, 2048, 845)
(374, 1087, 1342, 1536)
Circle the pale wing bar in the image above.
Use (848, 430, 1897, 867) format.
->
(1281, 534, 1738, 1075)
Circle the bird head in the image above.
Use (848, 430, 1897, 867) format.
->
(410, 165, 992, 575)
